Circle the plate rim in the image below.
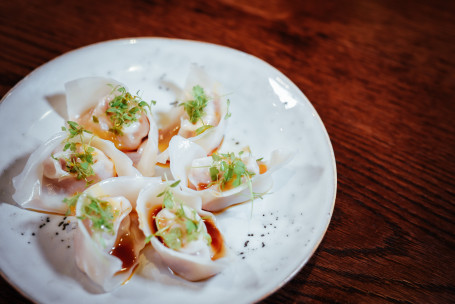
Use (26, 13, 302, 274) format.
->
(0, 37, 337, 304)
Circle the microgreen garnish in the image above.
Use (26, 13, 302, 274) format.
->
(57, 121, 96, 184)
(179, 85, 230, 135)
(105, 86, 154, 135)
(152, 180, 211, 250)
(207, 151, 263, 204)
(63, 192, 81, 215)
(195, 124, 214, 135)
(157, 180, 180, 209)
(209, 152, 255, 190)
(62, 120, 91, 138)
(169, 180, 181, 188)
(180, 85, 210, 124)
(158, 227, 183, 250)
(78, 195, 118, 235)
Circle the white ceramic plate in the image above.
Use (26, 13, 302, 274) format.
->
(0, 38, 336, 304)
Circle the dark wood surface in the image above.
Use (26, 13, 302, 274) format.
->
(1, 0, 454, 303)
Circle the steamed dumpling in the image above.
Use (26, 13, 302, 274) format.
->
(42, 142, 115, 194)
(157, 65, 229, 164)
(12, 124, 140, 214)
(65, 77, 159, 176)
(74, 176, 158, 291)
(136, 179, 229, 281)
(168, 136, 294, 211)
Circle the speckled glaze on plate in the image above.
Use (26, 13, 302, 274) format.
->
(0, 38, 336, 304)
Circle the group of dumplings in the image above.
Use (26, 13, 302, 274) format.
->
(12, 66, 292, 292)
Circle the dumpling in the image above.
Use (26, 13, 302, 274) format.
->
(74, 176, 159, 291)
(65, 77, 159, 176)
(13, 122, 140, 214)
(156, 65, 229, 164)
(168, 136, 294, 211)
(136, 179, 229, 281)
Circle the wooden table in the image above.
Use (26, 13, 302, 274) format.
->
(1, 0, 454, 303)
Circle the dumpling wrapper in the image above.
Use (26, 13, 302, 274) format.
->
(12, 132, 140, 214)
(157, 65, 228, 164)
(74, 176, 159, 291)
(136, 179, 229, 281)
(65, 77, 159, 177)
(168, 135, 294, 211)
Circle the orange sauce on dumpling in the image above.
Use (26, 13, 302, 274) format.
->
(208, 137, 223, 156)
(158, 122, 181, 152)
(258, 163, 267, 174)
(187, 180, 211, 191)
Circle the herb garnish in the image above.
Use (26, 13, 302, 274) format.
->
(195, 124, 214, 135)
(63, 192, 81, 215)
(206, 151, 263, 204)
(148, 181, 211, 250)
(57, 121, 96, 184)
(180, 85, 231, 135)
(180, 85, 210, 124)
(78, 195, 118, 235)
(105, 86, 154, 135)
(209, 151, 254, 190)
(157, 180, 181, 209)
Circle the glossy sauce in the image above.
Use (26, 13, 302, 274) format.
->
(148, 205, 162, 234)
(156, 160, 170, 168)
(203, 217, 226, 260)
(258, 162, 268, 174)
(110, 232, 136, 272)
(158, 122, 180, 152)
(110, 211, 144, 273)
(187, 180, 211, 191)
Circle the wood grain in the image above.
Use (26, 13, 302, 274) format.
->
(1, 0, 454, 303)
